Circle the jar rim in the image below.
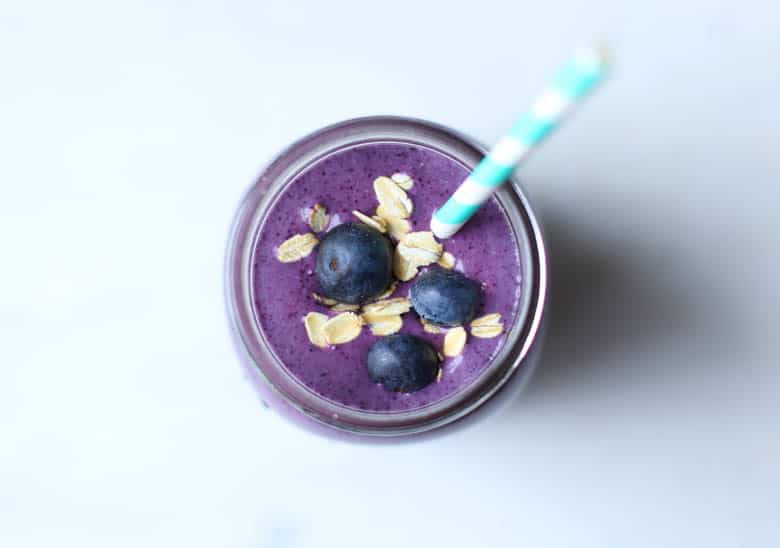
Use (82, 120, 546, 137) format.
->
(225, 116, 548, 437)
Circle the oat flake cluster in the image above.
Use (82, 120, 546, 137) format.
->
(275, 173, 504, 359)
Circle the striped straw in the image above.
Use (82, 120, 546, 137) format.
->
(430, 45, 611, 239)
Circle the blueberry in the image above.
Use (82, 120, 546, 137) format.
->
(316, 222, 393, 304)
(367, 334, 440, 393)
(410, 268, 482, 327)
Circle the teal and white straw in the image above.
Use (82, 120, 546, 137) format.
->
(430, 45, 611, 239)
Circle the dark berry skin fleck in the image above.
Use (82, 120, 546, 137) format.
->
(367, 334, 441, 393)
(410, 268, 482, 327)
(315, 222, 393, 304)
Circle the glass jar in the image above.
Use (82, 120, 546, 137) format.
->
(225, 116, 547, 441)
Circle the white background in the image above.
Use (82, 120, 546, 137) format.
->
(2, 1, 779, 546)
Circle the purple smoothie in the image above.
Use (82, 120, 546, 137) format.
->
(252, 143, 522, 412)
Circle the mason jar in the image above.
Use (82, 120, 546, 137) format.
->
(224, 116, 547, 441)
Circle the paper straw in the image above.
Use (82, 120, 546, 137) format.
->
(430, 45, 611, 239)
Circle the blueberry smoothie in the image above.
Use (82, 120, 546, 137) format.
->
(251, 142, 523, 413)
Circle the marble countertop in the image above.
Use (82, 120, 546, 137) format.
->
(2, 1, 778, 546)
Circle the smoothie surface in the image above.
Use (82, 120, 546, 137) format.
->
(252, 143, 523, 412)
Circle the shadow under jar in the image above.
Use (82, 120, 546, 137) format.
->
(225, 116, 548, 441)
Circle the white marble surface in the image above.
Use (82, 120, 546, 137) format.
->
(2, 1, 778, 546)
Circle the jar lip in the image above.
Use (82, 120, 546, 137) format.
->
(225, 116, 548, 437)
